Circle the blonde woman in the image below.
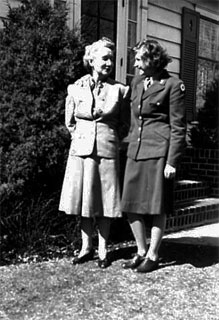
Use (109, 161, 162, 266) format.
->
(59, 37, 130, 268)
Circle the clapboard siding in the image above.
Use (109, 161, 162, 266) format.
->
(147, 21, 181, 43)
(147, 1, 187, 76)
(0, 0, 8, 28)
(148, 5, 181, 29)
(148, 0, 194, 14)
(0, 0, 20, 22)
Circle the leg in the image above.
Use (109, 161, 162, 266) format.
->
(127, 213, 148, 256)
(96, 217, 111, 260)
(78, 217, 93, 257)
(121, 213, 148, 269)
(146, 213, 166, 261)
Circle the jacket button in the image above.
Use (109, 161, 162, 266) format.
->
(139, 116, 142, 120)
(137, 138, 140, 142)
(138, 127, 141, 131)
(138, 105, 141, 109)
(157, 102, 160, 105)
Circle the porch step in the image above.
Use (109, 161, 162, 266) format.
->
(174, 179, 210, 204)
(166, 197, 219, 232)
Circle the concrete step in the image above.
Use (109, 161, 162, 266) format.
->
(166, 197, 219, 232)
(164, 222, 219, 247)
(174, 179, 210, 204)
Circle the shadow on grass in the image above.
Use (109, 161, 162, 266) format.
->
(108, 240, 219, 269)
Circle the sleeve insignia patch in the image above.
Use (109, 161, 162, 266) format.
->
(180, 83, 185, 92)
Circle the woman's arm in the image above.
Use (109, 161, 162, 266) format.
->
(65, 84, 76, 136)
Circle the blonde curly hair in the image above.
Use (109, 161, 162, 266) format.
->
(83, 37, 115, 71)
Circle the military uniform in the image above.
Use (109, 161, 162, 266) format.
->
(121, 70, 186, 215)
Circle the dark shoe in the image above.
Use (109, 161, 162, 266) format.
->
(72, 249, 95, 265)
(121, 254, 146, 269)
(135, 258, 159, 273)
(98, 257, 110, 269)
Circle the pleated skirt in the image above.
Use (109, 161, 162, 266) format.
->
(59, 152, 121, 218)
(121, 157, 174, 215)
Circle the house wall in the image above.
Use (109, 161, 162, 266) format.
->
(147, 0, 192, 77)
(180, 147, 219, 197)
(0, 0, 20, 28)
(147, 0, 218, 77)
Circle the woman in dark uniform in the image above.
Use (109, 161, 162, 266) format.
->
(121, 39, 186, 273)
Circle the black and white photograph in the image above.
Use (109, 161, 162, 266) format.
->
(0, 0, 218, 319)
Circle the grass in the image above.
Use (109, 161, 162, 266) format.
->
(0, 241, 218, 320)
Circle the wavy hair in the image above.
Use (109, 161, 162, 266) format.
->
(133, 39, 172, 70)
(83, 37, 115, 71)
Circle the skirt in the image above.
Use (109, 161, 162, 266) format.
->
(59, 152, 121, 218)
(121, 157, 174, 215)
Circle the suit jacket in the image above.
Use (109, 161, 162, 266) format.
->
(65, 74, 130, 159)
(127, 70, 186, 167)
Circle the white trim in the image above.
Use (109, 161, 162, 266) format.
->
(195, 6, 219, 22)
(66, 0, 81, 31)
(139, 0, 148, 40)
(115, 0, 128, 83)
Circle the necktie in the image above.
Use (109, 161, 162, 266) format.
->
(144, 77, 151, 90)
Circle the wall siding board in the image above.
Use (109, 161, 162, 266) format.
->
(148, 0, 194, 13)
(0, 0, 9, 17)
(148, 5, 181, 29)
(147, 20, 181, 43)
(167, 58, 180, 74)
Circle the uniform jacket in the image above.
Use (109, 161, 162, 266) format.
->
(127, 70, 186, 167)
(65, 74, 130, 159)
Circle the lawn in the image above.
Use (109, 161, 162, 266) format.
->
(0, 241, 218, 320)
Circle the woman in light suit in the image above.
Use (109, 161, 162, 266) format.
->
(59, 37, 130, 268)
(121, 40, 186, 272)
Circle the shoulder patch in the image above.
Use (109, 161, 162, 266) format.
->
(180, 83, 186, 92)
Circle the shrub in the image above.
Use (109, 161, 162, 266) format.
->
(0, 191, 81, 264)
(189, 76, 219, 149)
(0, 0, 86, 261)
(0, 0, 86, 193)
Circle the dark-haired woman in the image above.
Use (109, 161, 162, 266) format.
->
(121, 39, 186, 273)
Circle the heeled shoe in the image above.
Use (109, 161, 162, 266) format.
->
(98, 257, 110, 269)
(72, 249, 95, 265)
(121, 254, 146, 269)
(135, 258, 159, 273)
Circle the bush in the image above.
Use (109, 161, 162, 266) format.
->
(189, 77, 219, 149)
(0, 0, 86, 261)
(0, 0, 86, 193)
(0, 190, 81, 264)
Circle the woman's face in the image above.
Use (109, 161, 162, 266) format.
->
(90, 46, 114, 79)
(134, 47, 155, 76)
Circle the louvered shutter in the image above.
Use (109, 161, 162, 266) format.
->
(181, 7, 200, 122)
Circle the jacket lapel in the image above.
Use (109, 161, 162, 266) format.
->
(136, 80, 144, 104)
(142, 80, 165, 100)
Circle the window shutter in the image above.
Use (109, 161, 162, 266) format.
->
(181, 7, 200, 122)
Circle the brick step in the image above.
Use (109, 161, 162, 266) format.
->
(166, 197, 219, 232)
(174, 179, 210, 204)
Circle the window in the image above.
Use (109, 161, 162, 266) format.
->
(81, 0, 117, 44)
(126, 0, 138, 84)
(196, 17, 219, 112)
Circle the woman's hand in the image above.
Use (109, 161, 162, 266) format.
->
(164, 163, 176, 179)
